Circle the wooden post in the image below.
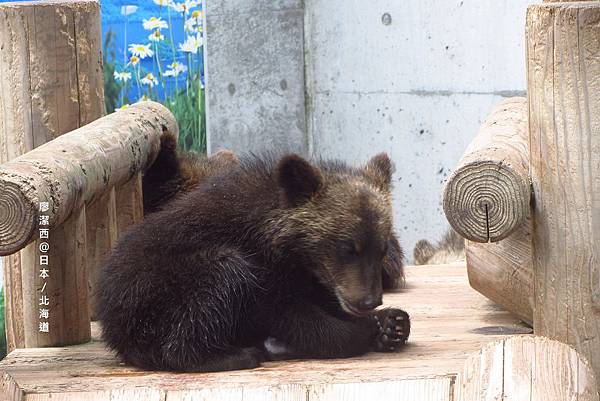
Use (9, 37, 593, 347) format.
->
(527, 0, 600, 382)
(115, 174, 144, 235)
(0, 102, 177, 349)
(86, 189, 117, 320)
(456, 336, 598, 401)
(20, 207, 89, 347)
(0, 0, 103, 350)
(443, 97, 531, 243)
(465, 219, 534, 325)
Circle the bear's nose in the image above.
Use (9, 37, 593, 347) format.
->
(358, 295, 382, 311)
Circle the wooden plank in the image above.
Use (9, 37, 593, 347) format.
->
(0, 5, 34, 163)
(527, 1, 600, 382)
(0, 264, 527, 401)
(308, 379, 453, 401)
(86, 189, 117, 320)
(72, 0, 104, 126)
(456, 336, 599, 401)
(466, 218, 534, 325)
(115, 173, 144, 235)
(19, 205, 90, 347)
(503, 334, 534, 401)
(0, 0, 105, 352)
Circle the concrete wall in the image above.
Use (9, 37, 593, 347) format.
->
(204, 0, 308, 155)
(205, 0, 539, 260)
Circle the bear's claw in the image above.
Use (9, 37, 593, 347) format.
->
(372, 309, 410, 352)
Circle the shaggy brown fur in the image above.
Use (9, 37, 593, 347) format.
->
(142, 134, 404, 289)
(413, 227, 465, 265)
(142, 133, 239, 214)
(98, 151, 410, 372)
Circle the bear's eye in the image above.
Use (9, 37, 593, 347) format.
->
(338, 241, 360, 260)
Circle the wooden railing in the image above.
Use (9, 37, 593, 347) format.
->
(0, 0, 179, 351)
(444, 0, 600, 387)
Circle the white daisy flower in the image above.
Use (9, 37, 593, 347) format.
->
(184, 17, 197, 33)
(164, 61, 188, 77)
(113, 71, 132, 82)
(128, 55, 140, 66)
(184, 12, 203, 33)
(143, 17, 168, 31)
(138, 95, 150, 102)
(153, 0, 171, 6)
(170, 0, 197, 14)
(128, 43, 154, 59)
(170, 2, 186, 13)
(140, 73, 159, 88)
(178, 35, 203, 54)
(148, 29, 165, 42)
(118, 104, 130, 110)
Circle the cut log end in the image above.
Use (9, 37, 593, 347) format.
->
(0, 180, 36, 255)
(443, 160, 530, 243)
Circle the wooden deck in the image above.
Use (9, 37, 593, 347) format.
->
(0, 264, 531, 401)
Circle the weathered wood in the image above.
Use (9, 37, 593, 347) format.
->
(0, 0, 104, 154)
(3, 253, 24, 353)
(86, 189, 117, 321)
(466, 217, 534, 325)
(443, 97, 530, 243)
(0, 101, 177, 256)
(115, 174, 144, 235)
(0, 264, 529, 401)
(527, 1, 600, 383)
(0, 0, 105, 351)
(19, 206, 89, 347)
(455, 336, 599, 401)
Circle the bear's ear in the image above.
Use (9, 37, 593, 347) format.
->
(277, 154, 323, 206)
(363, 153, 394, 193)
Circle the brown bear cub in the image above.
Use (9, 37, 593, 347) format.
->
(141, 133, 404, 290)
(97, 142, 410, 372)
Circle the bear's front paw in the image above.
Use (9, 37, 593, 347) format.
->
(372, 308, 410, 352)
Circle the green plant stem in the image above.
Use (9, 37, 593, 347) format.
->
(186, 53, 192, 97)
(154, 41, 168, 102)
(134, 64, 142, 99)
(167, 7, 179, 96)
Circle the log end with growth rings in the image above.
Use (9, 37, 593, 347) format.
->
(443, 160, 530, 243)
(0, 180, 36, 255)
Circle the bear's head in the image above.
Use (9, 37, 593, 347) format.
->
(276, 153, 395, 316)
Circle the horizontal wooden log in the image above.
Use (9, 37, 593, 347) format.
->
(443, 97, 530, 243)
(466, 218, 534, 325)
(0, 101, 178, 256)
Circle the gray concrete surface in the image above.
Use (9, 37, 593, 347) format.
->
(205, 0, 538, 260)
(205, 0, 308, 155)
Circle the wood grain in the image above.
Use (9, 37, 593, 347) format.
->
(0, 0, 104, 352)
(86, 189, 117, 321)
(19, 206, 90, 348)
(443, 97, 530, 243)
(0, 264, 530, 401)
(0, 101, 177, 256)
(527, 1, 600, 384)
(115, 174, 144, 236)
(456, 336, 599, 401)
(466, 217, 534, 325)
